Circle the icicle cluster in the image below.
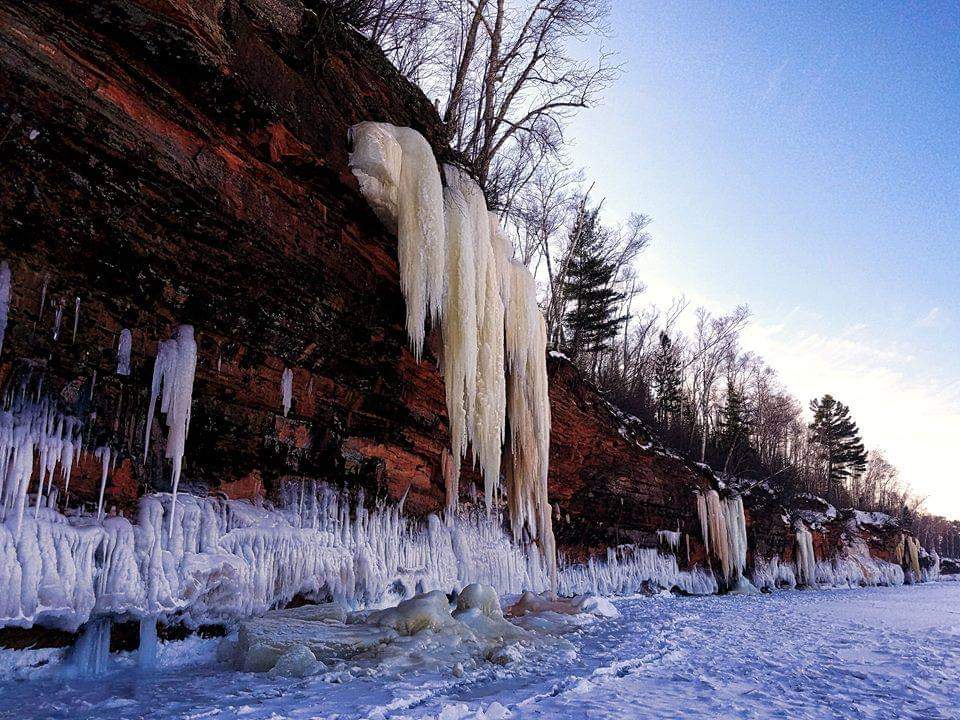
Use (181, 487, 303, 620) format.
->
(349, 123, 555, 583)
(0, 482, 558, 632)
(440, 165, 507, 513)
(503, 258, 554, 585)
(143, 325, 197, 534)
(696, 489, 749, 588)
(557, 543, 717, 597)
(281, 368, 293, 417)
(794, 522, 817, 587)
(116, 329, 132, 376)
(0, 379, 82, 536)
(0, 261, 10, 357)
(897, 533, 922, 580)
(348, 122, 445, 360)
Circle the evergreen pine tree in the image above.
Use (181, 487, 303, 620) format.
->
(718, 379, 751, 462)
(562, 207, 627, 362)
(808, 394, 868, 502)
(652, 332, 682, 427)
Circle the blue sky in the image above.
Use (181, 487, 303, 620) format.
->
(565, 1, 960, 517)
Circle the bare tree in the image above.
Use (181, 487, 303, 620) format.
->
(686, 306, 750, 462)
(330, 0, 440, 79)
(432, 0, 619, 206)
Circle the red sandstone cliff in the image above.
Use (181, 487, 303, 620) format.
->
(0, 0, 714, 558)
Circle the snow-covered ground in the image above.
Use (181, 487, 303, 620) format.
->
(3, 582, 959, 720)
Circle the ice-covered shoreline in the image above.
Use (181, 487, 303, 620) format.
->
(2, 582, 958, 720)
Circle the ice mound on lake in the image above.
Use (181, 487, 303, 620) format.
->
(223, 584, 614, 678)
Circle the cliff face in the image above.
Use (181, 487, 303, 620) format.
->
(0, 0, 711, 555)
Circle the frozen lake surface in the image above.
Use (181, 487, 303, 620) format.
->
(3, 582, 959, 720)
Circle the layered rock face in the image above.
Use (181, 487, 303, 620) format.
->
(0, 0, 928, 623)
(0, 0, 709, 553)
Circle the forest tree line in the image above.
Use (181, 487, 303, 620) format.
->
(331, 0, 960, 557)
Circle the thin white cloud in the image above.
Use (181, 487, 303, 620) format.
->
(916, 306, 944, 328)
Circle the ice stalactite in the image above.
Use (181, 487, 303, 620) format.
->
(70, 618, 111, 677)
(37, 274, 48, 323)
(441, 165, 506, 511)
(557, 544, 717, 597)
(794, 522, 817, 587)
(750, 555, 797, 591)
(657, 530, 682, 552)
(348, 122, 445, 360)
(116, 329, 132, 376)
(72, 297, 80, 342)
(52, 299, 64, 341)
(0, 261, 10, 357)
(696, 489, 751, 590)
(143, 325, 197, 535)
(0, 384, 77, 535)
(281, 368, 293, 417)
(94, 446, 111, 521)
(504, 259, 555, 588)
(349, 123, 555, 587)
(138, 618, 159, 670)
(897, 534, 921, 581)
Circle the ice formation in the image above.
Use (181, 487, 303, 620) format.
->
(0, 376, 83, 535)
(116, 328, 132, 375)
(221, 583, 609, 680)
(70, 617, 111, 677)
(71, 297, 80, 342)
(440, 165, 506, 513)
(93, 446, 111, 521)
(0, 261, 10, 357)
(348, 122, 445, 360)
(0, 469, 720, 639)
(52, 298, 64, 340)
(897, 533, 922, 581)
(696, 489, 749, 589)
(143, 325, 197, 534)
(37, 274, 48, 323)
(556, 544, 718, 597)
(794, 522, 817, 587)
(349, 123, 555, 584)
(0, 482, 553, 633)
(750, 555, 797, 591)
(281, 367, 293, 417)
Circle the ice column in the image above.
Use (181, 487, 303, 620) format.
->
(0, 261, 10, 357)
(281, 367, 293, 417)
(697, 489, 749, 587)
(71, 619, 111, 677)
(143, 325, 197, 534)
(117, 329, 132, 375)
(794, 522, 817, 587)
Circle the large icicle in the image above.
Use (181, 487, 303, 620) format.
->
(503, 259, 555, 588)
(440, 165, 507, 509)
(94, 446, 111, 521)
(696, 489, 750, 590)
(350, 125, 554, 585)
(281, 368, 293, 417)
(143, 325, 197, 534)
(348, 123, 445, 359)
(794, 522, 817, 587)
(0, 261, 10, 357)
(116, 328, 132, 376)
